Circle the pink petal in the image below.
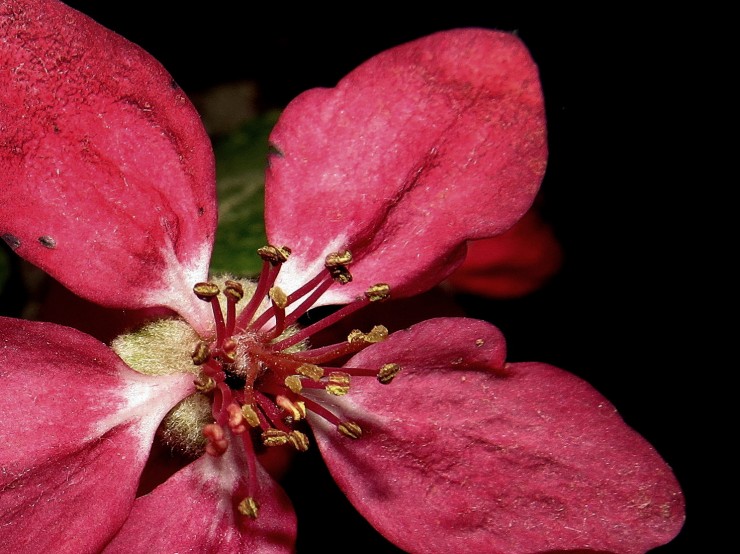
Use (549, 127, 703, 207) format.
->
(104, 438, 297, 553)
(309, 318, 685, 554)
(266, 29, 547, 305)
(0, 316, 193, 552)
(445, 208, 563, 298)
(0, 0, 215, 323)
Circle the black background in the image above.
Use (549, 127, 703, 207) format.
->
(46, 3, 710, 552)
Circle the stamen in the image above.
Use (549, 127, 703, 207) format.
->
(241, 404, 261, 428)
(338, 421, 363, 439)
(257, 245, 291, 265)
(262, 428, 290, 447)
(224, 280, 244, 337)
(276, 395, 306, 421)
(203, 423, 229, 456)
(191, 341, 211, 365)
(284, 375, 303, 393)
(194, 374, 216, 393)
(288, 430, 310, 452)
(348, 325, 389, 344)
(378, 363, 401, 384)
(326, 372, 351, 396)
(237, 497, 260, 519)
(194, 282, 226, 346)
(365, 283, 391, 302)
(325, 250, 353, 284)
(296, 363, 324, 381)
(227, 403, 247, 434)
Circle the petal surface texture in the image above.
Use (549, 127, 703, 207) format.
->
(104, 444, 297, 553)
(266, 29, 547, 304)
(0, 0, 216, 322)
(0, 316, 193, 553)
(310, 318, 685, 554)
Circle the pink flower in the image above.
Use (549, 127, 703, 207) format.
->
(0, 1, 684, 553)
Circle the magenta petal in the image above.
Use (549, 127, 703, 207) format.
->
(104, 442, 297, 553)
(445, 208, 563, 298)
(0, 316, 192, 552)
(0, 0, 215, 318)
(266, 29, 547, 304)
(310, 318, 685, 554)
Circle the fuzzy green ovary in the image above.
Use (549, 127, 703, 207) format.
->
(158, 393, 212, 457)
(111, 318, 201, 376)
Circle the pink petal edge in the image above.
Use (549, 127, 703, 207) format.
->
(309, 317, 685, 554)
(0, 0, 215, 325)
(104, 439, 297, 554)
(0, 316, 193, 553)
(266, 28, 547, 306)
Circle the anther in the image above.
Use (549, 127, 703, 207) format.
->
(262, 428, 290, 447)
(378, 363, 401, 384)
(327, 264, 353, 284)
(276, 395, 307, 421)
(338, 421, 363, 439)
(284, 375, 303, 393)
(237, 497, 260, 519)
(258, 245, 291, 265)
(269, 286, 288, 309)
(348, 325, 389, 344)
(365, 283, 391, 302)
(296, 363, 324, 381)
(203, 423, 229, 456)
(241, 404, 261, 428)
(224, 280, 244, 302)
(227, 403, 247, 434)
(193, 282, 220, 300)
(325, 250, 353, 267)
(326, 372, 351, 396)
(191, 341, 211, 365)
(288, 430, 310, 452)
(194, 374, 216, 393)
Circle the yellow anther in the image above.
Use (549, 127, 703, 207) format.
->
(269, 286, 288, 309)
(240, 404, 261, 428)
(191, 341, 211, 365)
(258, 245, 292, 265)
(338, 421, 363, 439)
(325, 250, 353, 267)
(365, 283, 391, 302)
(288, 430, 310, 452)
(296, 363, 324, 381)
(327, 264, 353, 284)
(378, 363, 401, 384)
(276, 395, 307, 421)
(224, 280, 244, 302)
(348, 325, 389, 344)
(326, 372, 351, 396)
(194, 374, 216, 393)
(193, 282, 220, 300)
(284, 375, 303, 393)
(237, 497, 260, 519)
(262, 428, 290, 447)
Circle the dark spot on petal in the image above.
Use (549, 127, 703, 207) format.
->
(197, 206, 205, 216)
(170, 78, 180, 90)
(2, 234, 21, 250)
(38, 236, 56, 249)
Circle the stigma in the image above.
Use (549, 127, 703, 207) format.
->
(113, 245, 400, 521)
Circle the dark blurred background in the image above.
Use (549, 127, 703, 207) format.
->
(40, 3, 706, 552)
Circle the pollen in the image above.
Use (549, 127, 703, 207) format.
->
(338, 421, 363, 439)
(237, 497, 260, 519)
(365, 283, 391, 302)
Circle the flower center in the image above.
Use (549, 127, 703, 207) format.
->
(113, 245, 400, 519)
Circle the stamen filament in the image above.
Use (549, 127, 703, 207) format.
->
(235, 261, 278, 332)
(271, 296, 371, 351)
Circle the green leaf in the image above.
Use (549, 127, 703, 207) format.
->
(209, 111, 280, 277)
